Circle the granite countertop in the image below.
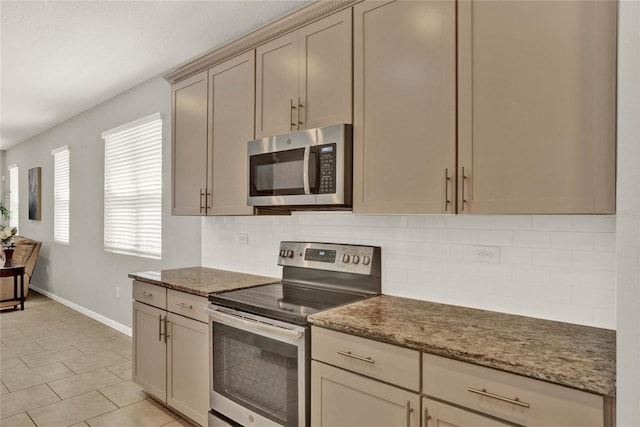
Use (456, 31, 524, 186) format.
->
(308, 295, 616, 397)
(129, 267, 278, 297)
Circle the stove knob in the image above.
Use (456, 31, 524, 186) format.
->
(341, 254, 350, 263)
(362, 255, 371, 265)
(279, 249, 286, 257)
(352, 255, 360, 264)
(286, 250, 295, 258)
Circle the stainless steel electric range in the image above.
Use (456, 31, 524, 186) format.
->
(206, 241, 381, 427)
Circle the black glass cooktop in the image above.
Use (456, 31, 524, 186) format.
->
(209, 282, 369, 325)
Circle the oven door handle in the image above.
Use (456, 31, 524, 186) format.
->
(205, 306, 304, 341)
(303, 146, 311, 195)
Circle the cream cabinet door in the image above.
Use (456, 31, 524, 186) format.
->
(133, 301, 167, 401)
(166, 313, 209, 426)
(423, 398, 512, 427)
(311, 361, 420, 427)
(256, 32, 299, 138)
(208, 51, 255, 215)
(457, 0, 617, 214)
(353, 0, 457, 214)
(298, 8, 352, 130)
(172, 71, 210, 215)
(256, 9, 353, 138)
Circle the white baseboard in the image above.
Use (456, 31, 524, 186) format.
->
(29, 285, 132, 337)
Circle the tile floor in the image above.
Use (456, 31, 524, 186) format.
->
(0, 291, 197, 426)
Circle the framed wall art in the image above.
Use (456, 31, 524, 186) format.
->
(28, 167, 41, 220)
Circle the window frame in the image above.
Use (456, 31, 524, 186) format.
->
(52, 145, 70, 245)
(8, 164, 19, 231)
(102, 113, 163, 260)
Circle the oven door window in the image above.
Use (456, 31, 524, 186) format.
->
(213, 321, 299, 426)
(249, 148, 317, 197)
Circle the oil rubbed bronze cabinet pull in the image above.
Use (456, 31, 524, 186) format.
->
(164, 317, 170, 343)
(444, 168, 451, 212)
(290, 99, 297, 131)
(405, 400, 414, 427)
(158, 314, 163, 341)
(461, 167, 468, 211)
(176, 302, 193, 310)
(423, 408, 431, 426)
(468, 387, 530, 408)
(199, 188, 205, 213)
(298, 97, 304, 128)
(336, 350, 375, 364)
(138, 291, 152, 298)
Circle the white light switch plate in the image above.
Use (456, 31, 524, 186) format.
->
(474, 245, 500, 263)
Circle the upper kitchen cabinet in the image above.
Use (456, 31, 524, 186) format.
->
(172, 71, 209, 215)
(353, 0, 457, 214)
(208, 51, 255, 215)
(171, 52, 255, 216)
(457, 0, 617, 214)
(255, 8, 352, 138)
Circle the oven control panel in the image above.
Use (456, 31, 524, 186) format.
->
(277, 241, 380, 276)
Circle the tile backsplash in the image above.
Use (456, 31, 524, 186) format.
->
(202, 212, 616, 329)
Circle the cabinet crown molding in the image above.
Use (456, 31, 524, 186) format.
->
(163, 0, 359, 84)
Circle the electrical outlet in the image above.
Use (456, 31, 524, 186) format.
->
(236, 233, 249, 245)
(474, 245, 500, 263)
(116, 287, 120, 299)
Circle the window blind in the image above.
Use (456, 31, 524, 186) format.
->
(8, 165, 19, 231)
(52, 146, 70, 244)
(103, 113, 162, 259)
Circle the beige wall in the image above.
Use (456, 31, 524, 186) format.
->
(4, 76, 201, 328)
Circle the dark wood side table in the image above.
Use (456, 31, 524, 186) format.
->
(0, 265, 26, 311)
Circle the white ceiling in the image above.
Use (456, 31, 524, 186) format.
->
(0, 0, 310, 150)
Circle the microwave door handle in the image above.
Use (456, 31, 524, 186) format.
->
(303, 146, 311, 195)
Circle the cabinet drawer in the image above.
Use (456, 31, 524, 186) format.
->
(168, 289, 208, 323)
(132, 281, 167, 310)
(311, 327, 420, 391)
(422, 353, 604, 427)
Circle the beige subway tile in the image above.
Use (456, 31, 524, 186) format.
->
(0, 358, 29, 376)
(48, 368, 122, 399)
(20, 346, 84, 369)
(86, 398, 178, 427)
(0, 412, 36, 427)
(28, 391, 117, 427)
(98, 380, 147, 408)
(2, 362, 74, 392)
(105, 361, 132, 381)
(62, 351, 128, 374)
(0, 384, 60, 419)
(0, 341, 45, 361)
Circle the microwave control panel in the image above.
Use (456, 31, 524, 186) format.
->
(318, 143, 336, 194)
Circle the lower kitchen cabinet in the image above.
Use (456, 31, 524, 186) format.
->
(311, 361, 420, 427)
(133, 301, 167, 400)
(422, 352, 607, 427)
(310, 325, 611, 427)
(311, 326, 421, 427)
(166, 312, 209, 425)
(132, 281, 209, 426)
(423, 397, 512, 427)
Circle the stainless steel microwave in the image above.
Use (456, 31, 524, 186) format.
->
(248, 124, 352, 208)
